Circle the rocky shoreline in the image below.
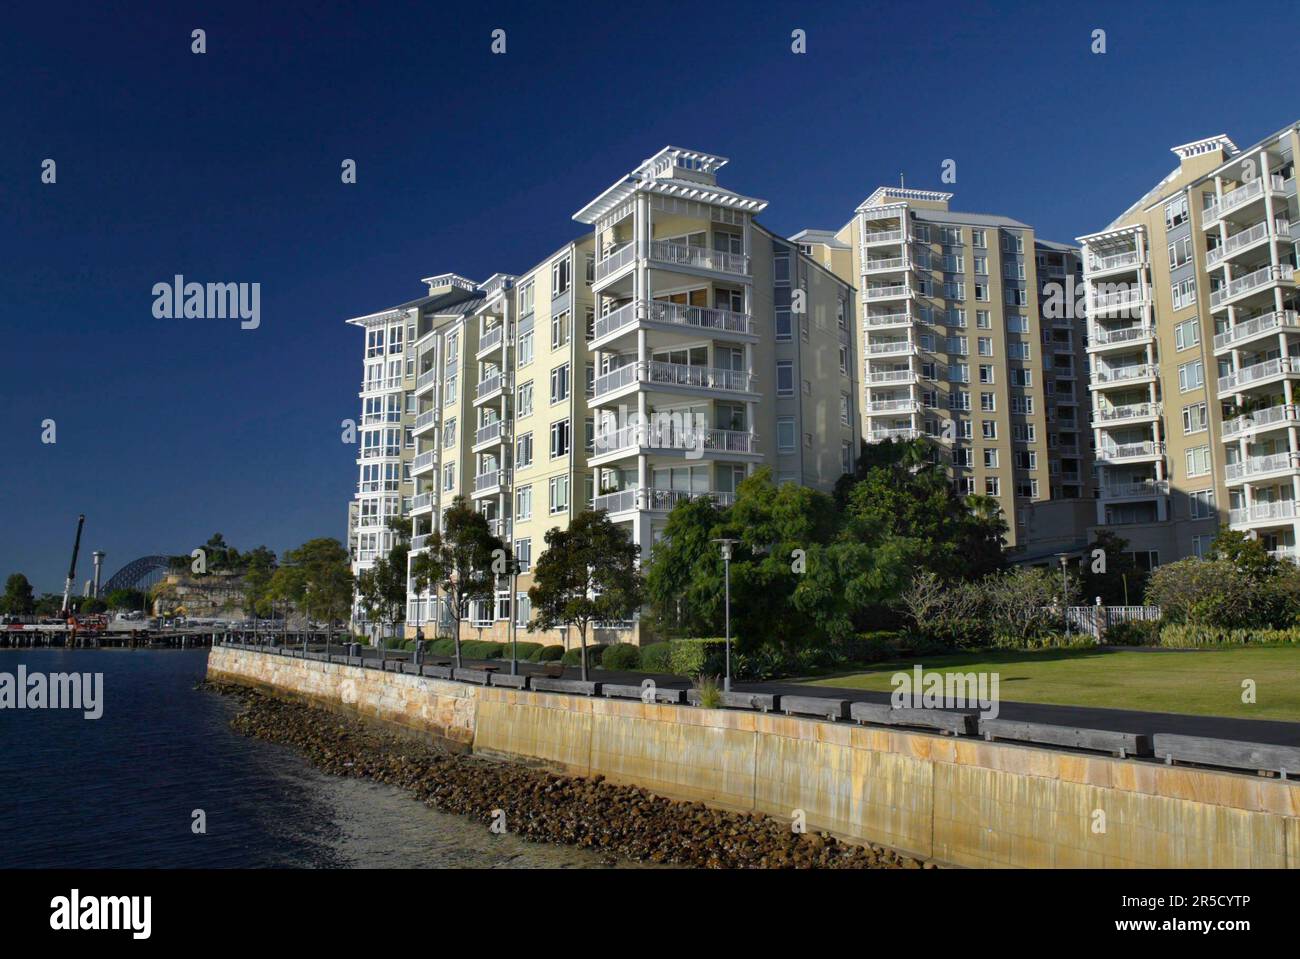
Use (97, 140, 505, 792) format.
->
(203, 681, 931, 869)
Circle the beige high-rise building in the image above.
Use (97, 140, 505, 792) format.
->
(347, 146, 857, 644)
(1079, 125, 1300, 567)
(797, 189, 1093, 550)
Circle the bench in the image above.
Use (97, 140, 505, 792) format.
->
(979, 718, 1152, 757)
(850, 701, 976, 736)
(489, 673, 529, 690)
(781, 696, 848, 721)
(685, 690, 781, 712)
(453, 668, 492, 685)
(602, 683, 684, 704)
(531, 677, 602, 697)
(420, 665, 455, 680)
(1152, 734, 1300, 777)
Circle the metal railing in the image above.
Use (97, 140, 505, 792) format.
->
(1217, 356, 1299, 392)
(1213, 310, 1300, 351)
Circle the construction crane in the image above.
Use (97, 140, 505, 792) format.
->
(60, 514, 86, 617)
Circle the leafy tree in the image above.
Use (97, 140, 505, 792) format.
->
(277, 538, 353, 631)
(1, 574, 35, 615)
(33, 593, 64, 617)
(1080, 530, 1143, 605)
(355, 554, 406, 642)
(241, 547, 278, 618)
(1207, 527, 1278, 581)
(410, 496, 504, 666)
(104, 588, 146, 612)
(528, 510, 642, 680)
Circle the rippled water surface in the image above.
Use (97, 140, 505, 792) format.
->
(0, 649, 619, 868)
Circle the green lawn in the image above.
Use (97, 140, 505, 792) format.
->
(803, 646, 1300, 722)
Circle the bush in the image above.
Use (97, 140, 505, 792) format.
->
(638, 642, 672, 673)
(667, 638, 727, 677)
(1159, 624, 1300, 647)
(600, 642, 641, 671)
(459, 640, 505, 660)
(694, 674, 724, 709)
(428, 638, 457, 656)
(535, 644, 565, 662)
(561, 643, 607, 666)
(991, 631, 1092, 650)
(503, 641, 542, 660)
(1104, 620, 1160, 646)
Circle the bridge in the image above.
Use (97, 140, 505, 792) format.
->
(100, 555, 175, 594)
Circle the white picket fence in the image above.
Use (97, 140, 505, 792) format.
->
(1064, 605, 1161, 640)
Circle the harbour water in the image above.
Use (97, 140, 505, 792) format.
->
(0, 649, 617, 868)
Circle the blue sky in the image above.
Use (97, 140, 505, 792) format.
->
(1, 0, 1290, 592)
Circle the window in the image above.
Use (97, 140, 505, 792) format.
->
(514, 538, 532, 572)
(949, 390, 970, 411)
(518, 329, 534, 367)
(515, 485, 532, 521)
(978, 337, 993, 357)
(1174, 319, 1200, 350)
(979, 364, 995, 384)
(982, 420, 998, 440)
(776, 310, 792, 341)
(971, 229, 987, 249)
(1168, 235, 1193, 270)
(1010, 368, 1031, 387)
(443, 462, 455, 491)
(1001, 232, 1024, 253)
(518, 280, 535, 317)
(840, 393, 851, 426)
(584, 417, 595, 453)
(947, 336, 968, 354)
(515, 591, 531, 625)
(1189, 488, 1215, 519)
(549, 475, 569, 514)
(984, 477, 1001, 496)
(516, 381, 533, 417)
(550, 363, 570, 403)
(980, 392, 996, 412)
(1182, 402, 1207, 435)
(974, 256, 988, 276)
(551, 257, 571, 296)
(1171, 278, 1197, 310)
(1164, 194, 1189, 230)
(949, 308, 967, 328)
(1005, 314, 1028, 333)
(1008, 341, 1030, 360)
(550, 419, 570, 458)
(841, 442, 852, 474)
(1185, 446, 1211, 478)
(777, 417, 796, 452)
(551, 311, 571, 349)
(443, 418, 456, 448)
(1178, 360, 1204, 392)
(515, 432, 533, 468)
(839, 346, 848, 374)
(776, 361, 794, 396)
(584, 307, 595, 341)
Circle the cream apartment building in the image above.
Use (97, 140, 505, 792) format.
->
(796, 189, 1093, 549)
(347, 146, 857, 643)
(1079, 125, 1300, 567)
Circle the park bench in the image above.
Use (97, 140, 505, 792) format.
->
(603, 683, 684, 704)
(1152, 734, 1300, 778)
(531, 677, 602, 696)
(781, 695, 848, 721)
(979, 718, 1151, 757)
(850, 701, 976, 736)
(684, 690, 781, 712)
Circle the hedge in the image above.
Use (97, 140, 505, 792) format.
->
(534, 644, 565, 662)
(1159, 625, 1300, 648)
(667, 638, 727, 677)
(505, 641, 543, 660)
(1104, 620, 1160, 646)
(638, 642, 672, 673)
(561, 643, 608, 666)
(600, 643, 641, 671)
(459, 640, 505, 660)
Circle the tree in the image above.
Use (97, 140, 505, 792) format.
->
(104, 588, 146, 612)
(1080, 530, 1143, 605)
(528, 510, 643, 680)
(409, 496, 504, 667)
(275, 538, 353, 632)
(355, 555, 406, 643)
(1, 574, 35, 615)
(241, 547, 278, 619)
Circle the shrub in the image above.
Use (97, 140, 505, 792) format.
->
(667, 638, 727, 677)
(536, 644, 565, 662)
(694, 674, 724, 709)
(1104, 619, 1160, 646)
(1158, 624, 1300, 647)
(561, 643, 607, 667)
(459, 640, 505, 660)
(638, 642, 672, 673)
(600, 642, 641, 671)
(504, 641, 542, 660)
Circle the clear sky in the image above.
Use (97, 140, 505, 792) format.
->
(1, 0, 1291, 592)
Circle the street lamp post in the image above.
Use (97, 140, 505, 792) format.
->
(1058, 554, 1071, 639)
(508, 557, 520, 676)
(712, 538, 738, 693)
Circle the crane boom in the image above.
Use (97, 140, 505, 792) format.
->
(60, 514, 86, 616)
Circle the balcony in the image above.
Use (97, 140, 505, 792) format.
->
(361, 374, 404, 394)
(1095, 402, 1160, 426)
(591, 424, 758, 460)
(1090, 363, 1158, 388)
(863, 256, 910, 274)
(411, 449, 438, 476)
(591, 361, 756, 402)
(1217, 356, 1300, 393)
(593, 242, 636, 284)
(1100, 480, 1169, 500)
(1206, 219, 1290, 269)
(861, 229, 905, 246)
(870, 427, 922, 442)
(864, 310, 913, 330)
(1090, 286, 1147, 317)
(591, 298, 755, 347)
(866, 369, 917, 386)
(1225, 452, 1297, 483)
(472, 469, 509, 497)
(1213, 310, 1300, 353)
(866, 339, 916, 357)
(1222, 404, 1300, 439)
(1203, 175, 1287, 227)
(1087, 323, 1155, 352)
(476, 326, 504, 356)
(1229, 500, 1298, 528)
(864, 283, 912, 303)
(414, 368, 438, 395)
(867, 398, 920, 414)
(411, 534, 432, 552)
(474, 420, 505, 449)
(474, 372, 509, 403)
(410, 492, 434, 514)
(1086, 250, 1143, 277)
(1269, 546, 1300, 563)
(1210, 265, 1295, 312)
(649, 240, 749, 277)
(1096, 441, 1165, 464)
(592, 487, 738, 514)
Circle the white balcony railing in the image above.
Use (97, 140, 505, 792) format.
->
(592, 425, 756, 457)
(415, 368, 438, 391)
(414, 410, 436, 432)
(412, 450, 438, 473)
(475, 372, 506, 400)
(1089, 323, 1154, 347)
(474, 470, 506, 493)
(649, 240, 749, 276)
(1094, 363, 1157, 385)
(865, 310, 912, 328)
(1230, 500, 1298, 526)
(478, 326, 504, 353)
(593, 242, 636, 282)
(868, 398, 919, 413)
(1097, 441, 1165, 461)
(1225, 452, 1296, 481)
(475, 421, 504, 446)
(861, 229, 904, 244)
(1096, 402, 1159, 423)
(1217, 356, 1299, 393)
(863, 256, 909, 273)
(1210, 265, 1294, 310)
(1204, 175, 1286, 224)
(644, 360, 754, 394)
(1101, 480, 1169, 498)
(867, 369, 916, 385)
(1206, 219, 1289, 268)
(1090, 287, 1146, 314)
(1222, 404, 1300, 439)
(867, 339, 915, 356)
(1087, 250, 1142, 274)
(1213, 310, 1300, 351)
(864, 283, 911, 301)
(411, 492, 433, 512)
(870, 427, 921, 442)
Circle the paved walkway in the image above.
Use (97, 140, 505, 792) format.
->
(360, 646, 1300, 747)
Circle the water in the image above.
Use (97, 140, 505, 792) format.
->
(0, 650, 618, 868)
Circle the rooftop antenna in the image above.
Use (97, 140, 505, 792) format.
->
(899, 173, 905, 188)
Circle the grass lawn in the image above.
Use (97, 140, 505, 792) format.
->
(803, 646, 1300, 722)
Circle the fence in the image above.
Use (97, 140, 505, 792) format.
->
(1064, 605, 1161, 640)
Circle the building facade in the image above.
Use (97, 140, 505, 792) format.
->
(1079, 125, 1300, 567)
(797, 188, 1093, 550)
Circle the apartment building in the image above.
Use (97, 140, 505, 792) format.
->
(796, 189, 1093, 549)
(347, 146, 857, 643)
(1080, 125, 1300, 566)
